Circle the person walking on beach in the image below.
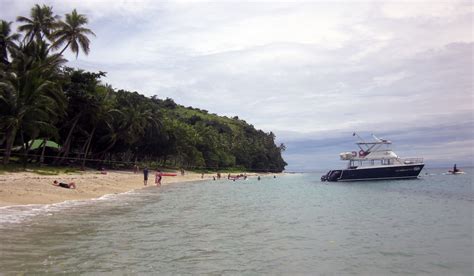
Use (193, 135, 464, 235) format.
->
(143, 167, 149, 186)
(155, 170, 162, 186)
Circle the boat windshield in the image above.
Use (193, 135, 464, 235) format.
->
(356, 141, 392, 152)
(349, 159, 396, 168)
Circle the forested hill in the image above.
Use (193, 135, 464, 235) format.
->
(4, 68, 288, 172)
(0, 5, 286, 172)
(60, 69, 287, 171)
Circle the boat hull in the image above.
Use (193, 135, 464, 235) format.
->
(322, 164, 424, 182)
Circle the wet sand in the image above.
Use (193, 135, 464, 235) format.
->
(0, 170, 268, 207)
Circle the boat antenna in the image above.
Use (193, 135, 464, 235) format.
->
(372, 133, 382, 142)
(372, 134, 390, 143)
(352, 132, 365, 142)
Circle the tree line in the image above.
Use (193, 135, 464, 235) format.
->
(0, 4, 287, 172)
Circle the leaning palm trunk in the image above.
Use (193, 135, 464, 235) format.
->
(40, 138, 47, 165)
(54, 115, 80, 165)
(81, 126, 96, 170)
(57, 41, 71, 56)
(20, 130, 31, 169)
(2, 127, 18, 165)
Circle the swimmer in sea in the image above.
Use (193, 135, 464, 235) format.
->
(53, 180, 76, 189)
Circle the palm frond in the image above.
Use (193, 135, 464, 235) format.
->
(16, 16, 33, 24)
(77, 35, 90, 55)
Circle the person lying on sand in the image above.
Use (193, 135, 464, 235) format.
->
(52, 180, 76, 189)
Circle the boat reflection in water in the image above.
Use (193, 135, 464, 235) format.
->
(321, 133, 424, 182)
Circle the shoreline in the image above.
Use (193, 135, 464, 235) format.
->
(0, 170, 278, 207)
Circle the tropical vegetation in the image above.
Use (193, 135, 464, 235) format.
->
(0, 4, 286, 172)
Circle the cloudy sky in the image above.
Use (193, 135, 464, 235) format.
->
(2, 0, 473, 170)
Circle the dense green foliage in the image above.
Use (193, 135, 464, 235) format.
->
(0, 5, 286, 172)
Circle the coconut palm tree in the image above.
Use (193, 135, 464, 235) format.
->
(51, 9, 95, 57)
(94, 98, 161, 159)
(0, 42, 66, 165)
(76, 84, 118, 168)
(17, 4, 59, 44)
(0, 20, 20, 65)
(53, 69, 105, 165)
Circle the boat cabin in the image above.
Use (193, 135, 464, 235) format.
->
(339, 136, 423, 169)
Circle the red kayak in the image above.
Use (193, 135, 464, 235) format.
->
(159, 173, 177, 176)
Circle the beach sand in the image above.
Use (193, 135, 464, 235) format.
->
(0, 170, 267, 207)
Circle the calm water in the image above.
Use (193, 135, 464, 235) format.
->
(0, 168, 472, 275)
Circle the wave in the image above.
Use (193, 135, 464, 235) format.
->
(0, 188, 144, 227)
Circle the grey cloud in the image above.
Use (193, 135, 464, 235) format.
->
(281, 120, 474, 171)
(3, 1, 472, 171)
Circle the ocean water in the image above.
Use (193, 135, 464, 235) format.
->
(0, 168, 472, 275)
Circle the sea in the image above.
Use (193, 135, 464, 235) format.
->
(0, 168, 472, 275)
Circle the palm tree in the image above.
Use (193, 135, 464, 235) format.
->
(95, 100, 160, 158)
(0, 42, 66, 165)
(17, 4, 59, 44)
(54, 69, 105, 165)
(0, 20, 20, 65)
(51, 9, 95, 57)
(80, 85, 119, 169)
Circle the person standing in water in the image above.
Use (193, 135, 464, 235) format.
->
(143, 167, 149, 186)
(155, 170, 162, 186)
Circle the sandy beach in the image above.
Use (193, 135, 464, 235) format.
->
(0, 170, 269, 207)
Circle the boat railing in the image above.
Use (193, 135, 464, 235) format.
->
(400, 158, 424, 164)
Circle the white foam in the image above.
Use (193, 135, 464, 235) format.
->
(0, 188, 145, 227)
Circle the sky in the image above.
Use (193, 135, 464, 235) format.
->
(2, 0, 473, 170)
